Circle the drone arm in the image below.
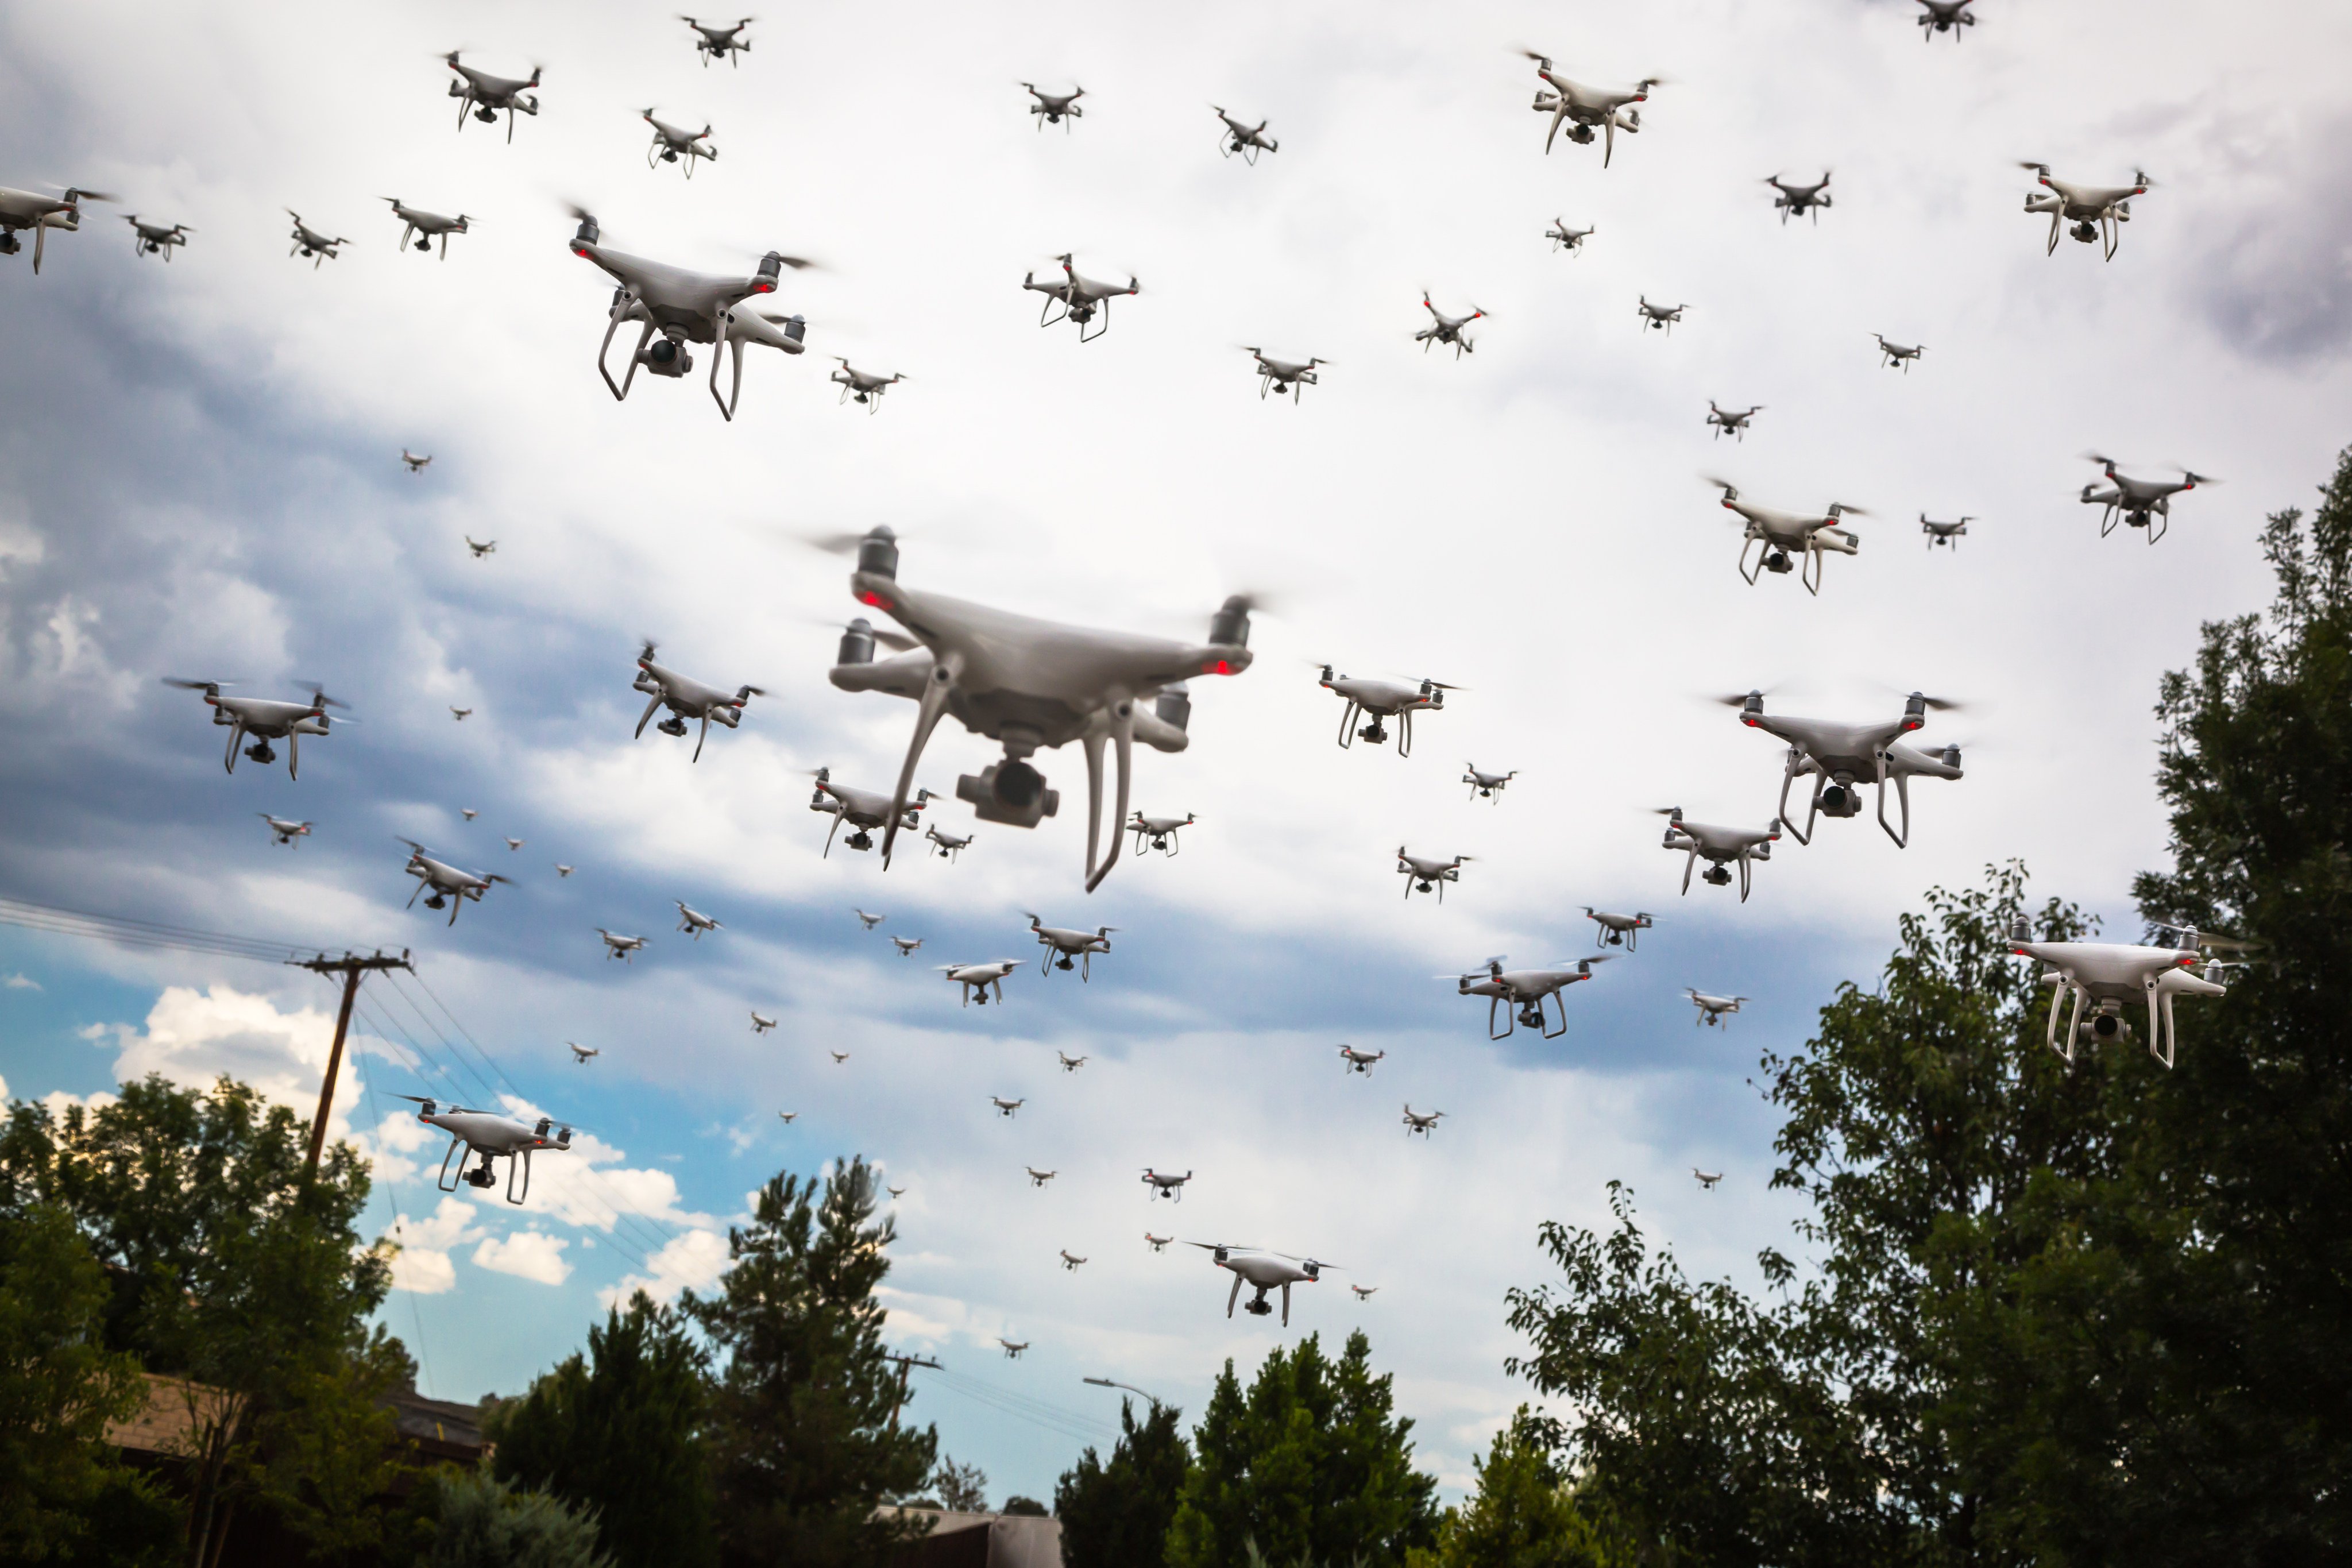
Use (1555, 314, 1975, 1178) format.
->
(879, 662, 955, 869)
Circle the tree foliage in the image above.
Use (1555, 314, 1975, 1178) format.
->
(686, 1156, 936, 1568)
(1055, 1396, 1191, 1568)
(418, 1470, 613, 1568)
(1167, 1330, 1438, 1568)
(491, 1291, 716, 1568)
(1409, 1409, 1618, 1568)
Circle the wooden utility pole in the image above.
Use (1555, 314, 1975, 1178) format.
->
(293, 950, 412, 1179)
(882, 1353, 940, 1431)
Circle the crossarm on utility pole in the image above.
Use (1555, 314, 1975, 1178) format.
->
(294, 951, 413, 1180)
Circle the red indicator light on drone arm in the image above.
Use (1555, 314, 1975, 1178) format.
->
(858, 590, 894, 611)
(1202, 659, 1233, 676)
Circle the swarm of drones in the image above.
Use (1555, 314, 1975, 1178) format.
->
(113, 0, 2248, 1342)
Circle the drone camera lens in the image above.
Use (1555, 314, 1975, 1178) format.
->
(994, 761, 1044, 809)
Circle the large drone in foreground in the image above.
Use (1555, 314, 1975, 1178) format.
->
(0, 185, 112, 273)
(2018, 163, 2149, 260)
(445, 53, 541, 142)
(1709, 480, 1863, 595)
(1447, 955, 1607, 1040)
(1520, 52, 1656, 165)
(824, 527, 1254, 892)
(397, 1093, 571, 1204)
(2009, 916, 2231, 1068)
(1718, 688, 1964, 847)
(1187, 1242, 1332, 1326)
(567, 208, 810, 420)
(165, 679, 348, 779)
(631, 640, 763, 761)
(2081, 455, 2211, 542)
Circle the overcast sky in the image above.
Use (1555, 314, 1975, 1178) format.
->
(2, 0, 2349, 1507)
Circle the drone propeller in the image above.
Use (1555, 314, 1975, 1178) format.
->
(2015, 159, 2053, 174)
(2172, 468, 2220, 485)
(292, 683, 353, 710)
(1515, 45, 1554, 66)
(163, 676, 237, 691)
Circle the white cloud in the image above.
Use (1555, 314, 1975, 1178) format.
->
(473, 1230, 575, 1287)
(387, 1195, 486, 1296)
(88, 984, 350, 1126)
(4, 973, 40, 990)
(598, 1227, 731, 1307)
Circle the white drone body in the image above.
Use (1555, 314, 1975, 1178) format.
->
(1320, 667, 1454, 754)
(1766, 173, 1832, 225)
(1725, 689, 1964, 848)
(1917, 0, 1976, 38)
(1398, 847, 1470, 902)
(1246, 348, 1322, 402)
(401, 449, 433, 473)
(445, 52, 542, 142)
(286, 211, 348, 267)
(1145, 1233, 1172, 1252)
(450, 708, 472, 721)
(1188, 1242, 1332, 1325)
(999, 1338, 1029, 1357)
(856, 909, 886, 929)
(260, 813, 312, 846)
(2019, 163, 2148, 260)
(1028, 914, 1115, 980)
(831, 358, 905, 410)
(1450, 956, 1606, 1040)
(1351, 1283, 1379, 1300)
(568, 1042, 600, 1063)
(569, 210, 809, 421)
(1708, 401, 1764, 441)
(2081, 455, 2209, 543)
(1024, 253, 1137, 342)
(1523, 53, 1655, 165)
(831, 1051, 850, 1064)
(1060, 1249, 1087, 1270)
(403, 842, 511, 924)
(1415, 295, 1484, 357)
(555, 863, 574, 877)
(1130, 810, 1193, 855)
(597, 928, 648, 961)
(1402, 1104, 1445, 1137)
(397, 1094, 571, 1204)
(125, 214, 190, 260)
(1338, 1045, 1385, 1075)
(1637, 295, 1689, 334)
(1141, 1168, 1191, 1202)
(1694, 1168, 1724, 1188)
(1583, 907, 1654, 951)
(2010, 917, 2227, 1069)
(0, 185, 111, 273)
(633, 641, 763, 762)
(166, 679, 346, 779)
(465, 536, 496, 557)
(683, 16, 753, 66)
(990, 1095, 1025, 1118)
(677, 901, 722, 938)
(1026, 1168, 1057, 1188)
(1546, 219, 1593, 254)
(1921, 514, 1972, 549)
(643, 111, 718, 177)
(826, 527, 1253, 893)
(950, 962, 1022, 1006)
(1711, 481, 1863, 595)
(1687, 989, 1748, 1026)
(1214, 106, 1278, 163)
(812, 768, 931, 856)
(750, 1011, 777, 1033)
(892, 935, 925, 956)
(1464, 765, 1516, 801)
(1658, 808, 1780, 901)
(778, 1111, 798, 1123)
(925, 825, 972, 862)
(1025, 84, 1086, 130)
(385, 198, 470, 258)
(1874, 333, 1925, 370)
(1058, 1051, 1088, 1072)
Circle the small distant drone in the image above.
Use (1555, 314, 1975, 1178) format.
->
(1414, 295, 1484, 357)
(0, 184, 112, 273)
(1718, 688, 1964, 848)
(445, 52, 541, 142)
(856, 909, 885, 930)
(2018, 163, 2149, 260)
(1351, 1284, 1379, 1300)
(1130, 811, 1192, 855)
(1656, 808, 1781, 901)
(597, 928, 648, 961)
(505, 837, 524, 851)
(465, 536, 495, 557)
(831, 1050, 850, 1065)
(778, 1111, 798, 1123)
(1319, 667, 1455, 754)
(401, 841, 511, 925)
(822, 529, 1253, 893)
(1637, 296, 1687, 334)
(125, 214, 191, 260)
(260, 814, 312, 846)
(1915, 0, 1976, 39)
(1709, 480, 1864, 595)
(1402, 1105, 1445, 1137)
(634, 640, 764, 762)
(1145, 1233, 1172, 1252)
(1024, 253, 1138, 342)
(1142, 1168, 1192, 1202)
(831, 358, 905, 410)
(1397, 848, 1472, 903)
(1060, 1250, 1087, 1270)
(461, 809, 479, 821)
(1521, 52, 1656, 165)
(751, 1011, 776, 1033)
(287, 211, 348, 267)
(1708, 403, 1763, 441)
(811, 768, 932, 856)
(165, 679, 348, 779)
(682, 16, 754, 66)
(396, 1094, 570, 1204)
(1338, 1045, 1385, 1075)
(1546, 219, 1593, 254)
(1028, 914, 1115, 979)
(1214, 106, 1278, 163)
(1687, 989, 1747, 1026)
(947, 961, 1022, 1006)
(1583, 908, 1653, 951)
(1694, 1168, 1723, 1188)
(643, 110, 717, 177)
(2081, 455, 2211, 542)
(1464, 765, 1515, 802)
(1026, 1168, 1057, 1188)
(1447, 956, 1608, 1040)
(451, 707, 473, 721)
(991, 1096, 1026, 1118)
(2010, 915, 2231, 1068)
(892, 936, 925, 956)
(1873, 334, 1925, 371)
(1921, 514, 1972, 548)
(1187, 1242, 1331, 1324)
(385, 198, 470, 258)
(925, 826, 972, 863)
(1245, 349, 1323, 403)
(555, 863, 574, 877)
(567, 208, 810, 421)
(1024, 83, 1085, 130)
(677, 901, 722, 938)
(887, 1183, 905, 1196)
(1765, 173, 1832, 225)
(1058, 1052, 1088, 1072)
(999, 1338, 1028, 1358)
(568, 1043, 600, 1063)
(402, 449, 433, 473)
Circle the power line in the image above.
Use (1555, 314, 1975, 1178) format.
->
(0, 892, 329, 964)
(916, 1363, 1118, 1445)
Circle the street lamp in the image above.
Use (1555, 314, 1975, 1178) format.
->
(1082, 1376, 1167, 1411)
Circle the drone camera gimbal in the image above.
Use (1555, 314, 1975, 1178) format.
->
(959, 758, 1061, 828)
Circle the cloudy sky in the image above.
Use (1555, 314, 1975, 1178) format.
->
(3, 0, 2348, 1506)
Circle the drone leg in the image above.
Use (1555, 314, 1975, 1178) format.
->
(510, 1149, 532, 1205)
(822, 816, 843, 858)
(1080, 951, 1090, 983)
(1877, 768, 1911, 849)
(2102, 215, 2117, 262)
(1544, 992, 1567, 1040)
(1399, 709, 1413, 759)
(2156, 986, 2177, 1069)
(2100, 506, 2119, 539)
(1602, 118, 1615, 168)
(405, 879, 426, 910)
(1681, 847, 1697, 895)
(600, 312, 647, 403)
(692, 711, 710, 762)
(711, 334, 744, 422)
(1776, 755, 1811, 846)
(880, 667, 955, 869)
(1737, 852, 1752, 902)
(1802, 540, 1824, 596)
(1281, 1283, 1291, 1327)
(634, 692, 667, 738)
(1227, 1273, 1242, 1318)
(456, 92, 472, 132)
(287, 729, 299, 781)
(1489, 996, 1508, 1041)
(2149, 503, 2169, 546)
(1739, 536, 1764, 585)
(506, 106, 516, 144)
(1080, 300, 1109, 344)
(448, 893, 461, 926)
(2045, 213, 2061, 256)
(437, 1137, 465, 1192)
(1083, 714, 1135, 894)
(1337, 701, 1357, 750)
(223, 720, 244, 774)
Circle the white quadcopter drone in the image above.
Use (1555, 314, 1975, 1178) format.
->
(1687, 989, 1747, 1026)
(1546, 219, 1593, 254)
(1582, 907, 1654, 951)
(991, 1095, 1026, 1118)
(682, 16, 754, 66)
(125, 214, 191, 261)
(1058, 1051, 1088, 1071)
(947, 961, 1022, 1006)
(1521, 52, 1656, 165)
(287, 211, 348, 267)
(1026, 1168, 1057, 1188)
(260, 814, 312, 847)
(1765, 173, 1832, 225)
(925, 825, 972, 862)
(1915, 0, 1976, 40)
(1024, 83, 1085, 130)
(642, 110, 718, 177)
(1709, 479, 1864, 596)
(1214, 107, 1278, 163)
(677, 901, 723, 938)
(396, 1093, 571, 1204)
(597, 928, 648, 961)
(1338, 1045, 1385, 1075)
(567, 208, 810, 421)
(1027, 914, 1115, 979)
(824, 527, 1254, 893)
(1921, 514, 1972, 549)
(1637, 296, 1689, 334)
(1245, 349, 1323, 403)
(385, 198, 470, 259)
(1446, 955, 1608, 1040)
(165, 679, 349, 779)
(810, 767, 933, 856)
(1718, 688, 1964, 847)
(1656, 808, 1781, 901)
(400, 841, 511, 925)
(1414, 295, 1484, 357)
(1141, 1168, 1191, 1202)
(2010, 915, 2232, 1068)
(751, 1010, 777, 1033)
(1130, 811, 1193, 855)
(831, 358, 905, 410)
(2018, 163, 2149, 261)
(1872, 333, 1925, 371)
(1402, 1105, 1445, 1137)
(445, 52, 540, 142)
(1464, 765, 1515, 802)
(633, 640, 764, 762)
(1024, 253, 1139, 342)
(1397, 848, 1472, 902)
(1708, 402, 1763, 441)
(0, 184, 113, 273)
(2081, 455, 2211, 542)
(1319, 667, 1455, 754)
(1187, 1241, 1333, 1325)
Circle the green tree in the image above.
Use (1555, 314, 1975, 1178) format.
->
(1055, 1397, 1190, 1568)
(0, 1201, 157, 1562)
(1925, 449, 2352, 1557)
(0, 1074, 403, 1566)
(1410, 1409, 1617, 1568)
(928, 1458, 987, 1512)
(419, 1469, 613, 1568)
(1167, 1330, 1438, 1568)
(491, 1291, 716, 1568)
(686, 1156, 937, 1567)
